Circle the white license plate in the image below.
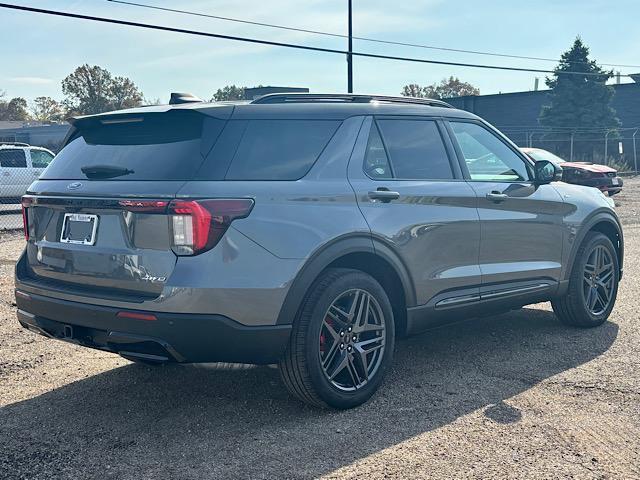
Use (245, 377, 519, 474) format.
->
(611, 178, 619, 185)
(60, 213, 98, 245)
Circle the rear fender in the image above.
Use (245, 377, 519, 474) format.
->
(275, 235, 415, 325)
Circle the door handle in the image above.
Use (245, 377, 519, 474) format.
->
(368, 189, 400, 203)
(486, 191, 508, 202)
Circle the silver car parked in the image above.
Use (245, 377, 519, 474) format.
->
(15, 93, 623, 409)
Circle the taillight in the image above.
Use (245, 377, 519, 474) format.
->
(118, 199, 168, 213)
(168, 199, 254, 255)
(21, 196, 33, 241)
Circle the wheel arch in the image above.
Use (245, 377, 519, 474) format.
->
(566, 211, 624, 281)
(276, 235, 415, 336)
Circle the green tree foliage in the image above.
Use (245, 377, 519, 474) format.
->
(30, 96, 65, 122)
(109, 76, 144, 110)
(0, 91, 30, 121)
(539, 37, 620, 157)
(401, 84, 426, 97)
(211, 85, 246, 101)
(62, 64, 143, 115)
(433, 76, 480, 99)
(401, 77, 479, 99)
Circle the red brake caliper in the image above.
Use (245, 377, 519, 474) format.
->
(320, 317, 333, 353)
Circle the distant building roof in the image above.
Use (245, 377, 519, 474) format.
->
(445, 82, 640, 131)
(0, 121, 25, 129)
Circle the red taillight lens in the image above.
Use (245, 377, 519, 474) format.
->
(118, 199, 168, 213)
(168, 199, 254, 255)
(21, 196, 33, 241)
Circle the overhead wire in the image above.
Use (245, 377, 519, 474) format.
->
(0, 3, 635, 78)
(106, 0, 640, 70)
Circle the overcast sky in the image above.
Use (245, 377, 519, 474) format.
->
(1, 0, 639, 105)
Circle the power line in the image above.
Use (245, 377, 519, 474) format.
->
(107, 0, 640, 70)
(0, 2, 634, 78)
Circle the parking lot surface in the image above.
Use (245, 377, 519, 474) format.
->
(1, 180, 639, 479)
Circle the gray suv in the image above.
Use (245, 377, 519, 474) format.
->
(15, 93, 623, 409)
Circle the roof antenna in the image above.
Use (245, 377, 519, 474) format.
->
(169, 92, 203, 105)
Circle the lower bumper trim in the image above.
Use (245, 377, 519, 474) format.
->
(16, 291, 292, 365)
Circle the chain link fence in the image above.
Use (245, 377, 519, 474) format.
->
(500, 127, 640, 173)
(0, 142, 56, 230)
(0, 125, 67, 230)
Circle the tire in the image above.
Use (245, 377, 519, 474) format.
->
(279, 268, 395, 409)
(552, 232, 619, 328)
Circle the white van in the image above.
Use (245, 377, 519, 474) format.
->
(0, 143, 55, 202)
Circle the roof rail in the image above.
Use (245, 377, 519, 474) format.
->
(251, 93, 454, 108)
(0, 142, 29, 147)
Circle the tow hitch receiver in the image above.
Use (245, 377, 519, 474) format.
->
(63, 324, 74, 339)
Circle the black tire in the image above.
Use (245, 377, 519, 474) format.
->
(552, 232, 619, 328)
(279, 268, 395, 409)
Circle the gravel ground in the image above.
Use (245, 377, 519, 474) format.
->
(1, 180, 639, 479)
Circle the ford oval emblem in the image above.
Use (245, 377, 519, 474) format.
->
(67, 182, 83, 190)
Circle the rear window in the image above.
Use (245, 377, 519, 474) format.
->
(41, 112, 206, 181)
(0, 149, 27, 168)
(223, 120, 340, 180)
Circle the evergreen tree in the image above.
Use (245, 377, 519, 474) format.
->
(539, 38, 620, 158)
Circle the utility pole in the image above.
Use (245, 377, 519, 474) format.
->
(570, 132, 575, 161)
(633, 128, 638, 175)
(604, 130, 611, 165)
(347, 0, 353, 93)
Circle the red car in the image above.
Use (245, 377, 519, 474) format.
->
(521, 147, 623, 196)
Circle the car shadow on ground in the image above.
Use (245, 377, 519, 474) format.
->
(0, 307, 618, 479)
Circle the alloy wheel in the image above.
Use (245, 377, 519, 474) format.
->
(583, 245, 615, 316)
(318, 289, 386, 391)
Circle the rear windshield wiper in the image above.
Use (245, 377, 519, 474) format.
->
(80, 164, 135, 179)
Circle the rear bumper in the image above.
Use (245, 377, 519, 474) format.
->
(15, 290, 291, 364)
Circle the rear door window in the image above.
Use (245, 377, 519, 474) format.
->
(0, 149, 27, 168)
(223, 120, 340, 180)
(375, 119, 454, 180)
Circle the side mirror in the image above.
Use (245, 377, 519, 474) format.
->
(534, 160, 562, 184)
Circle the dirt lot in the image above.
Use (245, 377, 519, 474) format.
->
(1, 180, 639, 480)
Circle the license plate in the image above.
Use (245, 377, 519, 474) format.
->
(611, 178, 619, 186)
(60, 213, 98, 245)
